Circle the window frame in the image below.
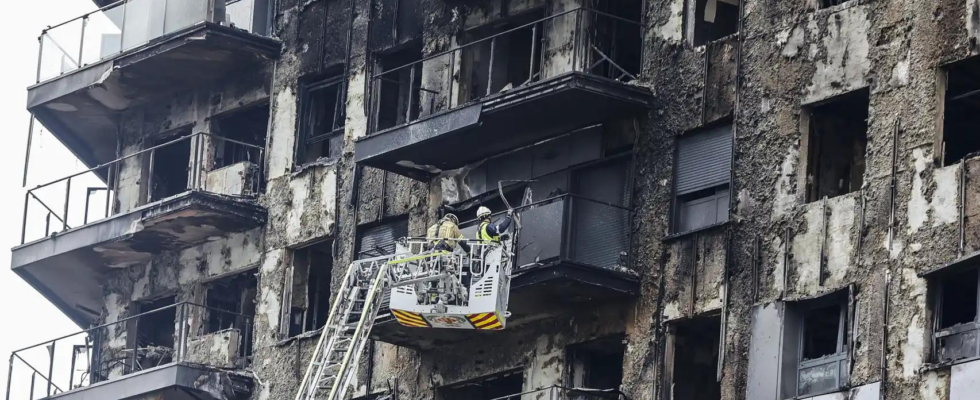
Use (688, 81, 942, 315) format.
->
(795, 300, 849, 397)
(931, 267, 980, 363)
(283, 240, 335, 339)
(295, 73, 347, 167)
(670, 123, 733, 235)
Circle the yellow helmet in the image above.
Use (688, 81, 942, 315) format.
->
(477, 206, 492, 220)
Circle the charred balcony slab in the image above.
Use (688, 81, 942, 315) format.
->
(40, 363, 250, 400)
(369, 195, 639, 349)
(11, 191, 266, 326)
(355, 72, 652, 180)
(28, 0, 279, 168)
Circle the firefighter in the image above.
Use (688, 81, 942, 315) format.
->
(426, 213, 470, 252)
(476, 206, 513, 243)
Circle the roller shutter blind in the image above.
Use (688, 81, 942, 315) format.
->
(357, 217, 409, 257)
(675, 124, 732, 195)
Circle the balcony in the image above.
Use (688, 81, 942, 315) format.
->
(354, 8, 653, 180)
(5, 302, 254, 400)
(28, 0, 279, 168)
(370, 195, 638, 349)
(12, 133, 267, 326)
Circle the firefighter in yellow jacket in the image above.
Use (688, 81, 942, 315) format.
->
(426, 213, 470, 252)
(475, 206, 513, 243)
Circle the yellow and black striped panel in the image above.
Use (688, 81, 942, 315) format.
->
(466, 313, 504, 330)
(392, 310, 429, 328)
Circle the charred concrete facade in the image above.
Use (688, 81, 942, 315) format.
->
(11, 0, 980, 399)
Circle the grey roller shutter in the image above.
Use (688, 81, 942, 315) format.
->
(357, 217, 409, 257)
(676, 124, 732, 195)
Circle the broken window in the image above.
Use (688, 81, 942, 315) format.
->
(374, 43, 423, 131)
(459, 10, 543, 102)
(212, 103, 269, 169)
(204, 271, 257, 364)
(145, 130, 192, 202)
(356, 216, 409, 258)
(663, 315, 721, 400)
(287, 240, 333, 338)
(688, 0, 740, 47)
(297, 72, 346, 165)
(130, 296, 177, 372)
(440, 370, 523, 400)
(938, 57, 980, 166)
(933, 268, 980, 362)
(780, 292, 850, 398)
(226, 0, 273, 35)
(568, 336, 625, 391)
(588, 0, 643, 81)
(672, 124, 732, 234)
(803, 89, 869, 202)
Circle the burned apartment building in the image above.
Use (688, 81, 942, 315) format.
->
(9, 0, 980, 399)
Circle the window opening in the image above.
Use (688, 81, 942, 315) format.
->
(204, 272, 257, 364)
(804, 89, 869, 202)
(689, 0, 740, 47)
(789, 294, 850, 398)
(131, 296, 177, 371)
(934, 268, 980, 362)
(673, 124, 732, 234)
(287, 240, 334, 337)
(375, 43, 423, 131)
(297, 73, 346, 165)
(939, 57, 980, 166)
(568, 336, 625, 390)
(146, 130, 192, 202)
(440, 370, 523, 400)
(665, 315, 721, 400)
(213, 104, 269, 169)
(459, 10, 544, 102)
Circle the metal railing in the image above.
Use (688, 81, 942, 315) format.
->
(490, 385, 631, 400)
(367, 8, 641, 133)
(36, 0, 271, 83)
(459, 194, 633, 273)
(5, 302, 253, 400)
(20, 132, 265, 245)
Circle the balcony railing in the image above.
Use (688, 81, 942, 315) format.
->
(20, 132, 265, 245)
(490, 385, 631, 400)
(460, 194, 633, 273)
(367, 7, 641, 133)
(5, 302, 253, 400)
(36, 0, 271, 83)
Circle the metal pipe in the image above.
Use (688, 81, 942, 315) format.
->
(105, 164, 113, 218)
(888, 120, 900, 251)
(45, 212, 52, 236)
(177, 303, 185, 362)
(47, 341, 56, 396)
(21, 191, 30, 244)
(529, 22, 539, 83)
(879, 272, 890, 400)
(78, 16, 88, 66)
(406, 65, 416, 123)
(486, 37, 497, 97)
(23, 116, 35, 187)
(191, 135, 201, 190)
(29, 372, 35, 399)
(63, 177, 71, 230)
(83, 188, 92, 225)
(960, 159, 967, 256)
(36, 34, 45, 83)
(147, 149, 156, 203)
(69, 345, 78, 390)
(130, 316, 139, 374)
(5, 355, 13, 400)
(819, 196, 828, 285)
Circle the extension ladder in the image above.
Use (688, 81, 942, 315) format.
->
(293, 253, 397, 400)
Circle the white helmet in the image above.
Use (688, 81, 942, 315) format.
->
(477, 206, 492, 219)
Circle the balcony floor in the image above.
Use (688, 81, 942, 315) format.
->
(27, 22, 280, 169)
(42, 362, 251, 400)
(354, 72, 654, 180)
(370, 261, 639, 350)
(12, 191, 266, 326)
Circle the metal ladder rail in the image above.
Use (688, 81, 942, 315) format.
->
(295, 256, 366, 400)
(328, 259, 392, 400)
